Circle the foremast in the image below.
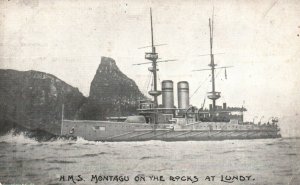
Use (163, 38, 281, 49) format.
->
(145, 8, 161, 108)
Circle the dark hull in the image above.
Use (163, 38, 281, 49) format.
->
(98, 130, 280, 142)
(61, 120, 281, 142)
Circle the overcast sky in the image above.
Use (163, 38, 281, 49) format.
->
(1, 0, 300, 137)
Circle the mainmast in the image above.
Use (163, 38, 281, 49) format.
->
(146, 8, 161, 107)
(207, 18, 220, 111)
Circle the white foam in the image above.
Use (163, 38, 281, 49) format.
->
(0, 129, 38, 144)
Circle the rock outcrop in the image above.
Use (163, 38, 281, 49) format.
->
(0, 69, 86, 135)
(0, 57, 146, 136)
(78, 57, 146, 120)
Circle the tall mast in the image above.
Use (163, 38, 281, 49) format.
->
(150, 8, 155, 53)
(209, 18, 216, 108)
(146, 8, 161, 108)
(207, 18, 220, 111)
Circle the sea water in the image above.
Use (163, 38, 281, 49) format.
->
(0, 132, 299, 185)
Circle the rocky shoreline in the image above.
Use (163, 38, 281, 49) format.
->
(0, 57, 145, 139)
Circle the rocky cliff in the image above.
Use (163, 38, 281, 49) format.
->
(0, 69, 86, 135)
(0, 57, 146, 137)
(78, 57, 146, 120)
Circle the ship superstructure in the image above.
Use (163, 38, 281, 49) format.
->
(61, 9, 281, 141)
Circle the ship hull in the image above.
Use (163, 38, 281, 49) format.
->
(61, 120, 281, 141)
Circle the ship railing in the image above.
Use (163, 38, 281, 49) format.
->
(197, 109, 246, 114)
(137, 108, 187, 111)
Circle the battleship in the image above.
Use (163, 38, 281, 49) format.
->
(61, 9, 281, 141)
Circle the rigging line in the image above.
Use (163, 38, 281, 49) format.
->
(215, 68, 223, 80)
(190, 74, 211, 99)
(157, 72, 162, 93)
(143, 71, 148, 91)
(150, 74, 154, 91)
(218, 69, 227, 103)
(211, 68, 223, 93)
(157, 71, 161, 83)
(148, 73, 153, 91)
(190, 66, 224, 101)
(221, 92, 226, 103)
(146, 71, 152, 92)
(142, 71, 147, 91)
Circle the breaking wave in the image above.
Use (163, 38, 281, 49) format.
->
(0, 130, 39, 144)
(0, 129, 77, 144)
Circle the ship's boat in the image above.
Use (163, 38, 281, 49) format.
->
(61, 9, 281, 141)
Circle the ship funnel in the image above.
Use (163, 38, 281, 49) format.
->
(177, 81, 189, 110)
(162, 80, 174, 113)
